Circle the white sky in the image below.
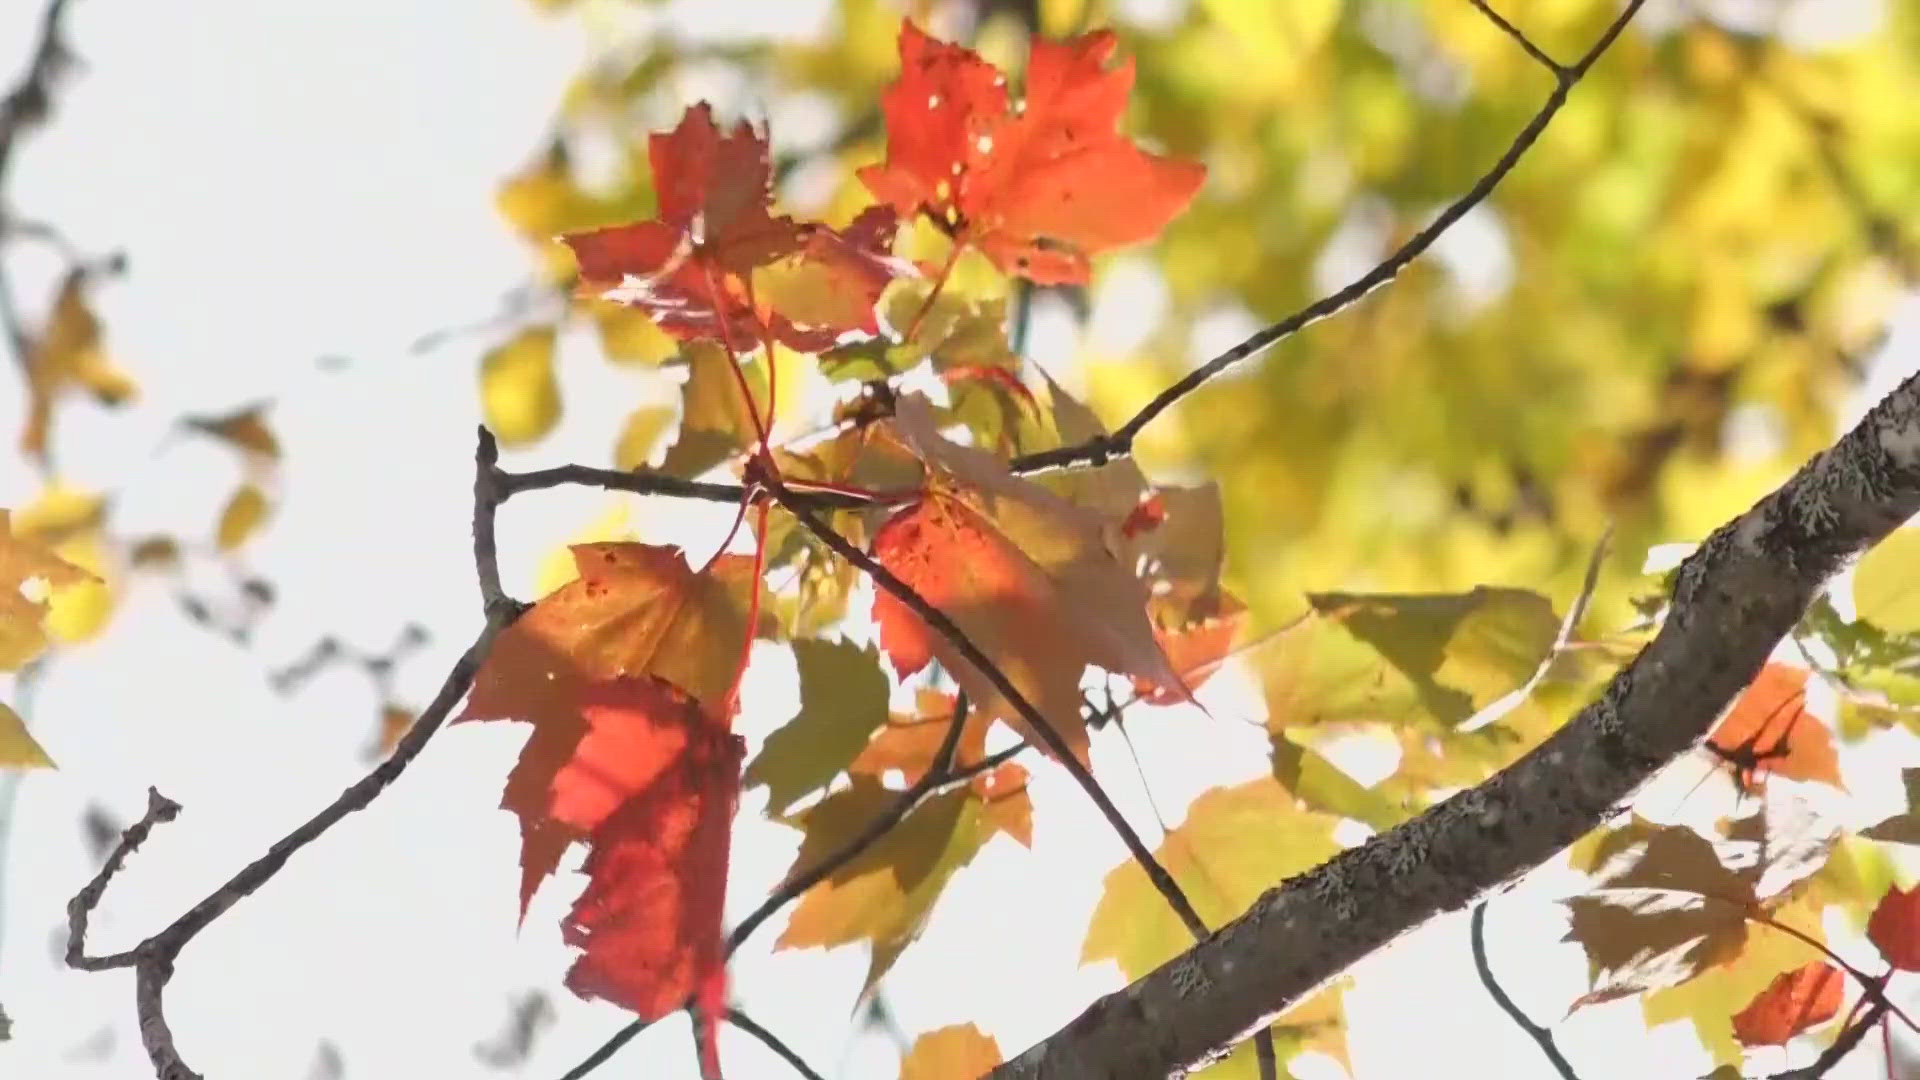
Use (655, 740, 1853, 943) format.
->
(0, 1, 1916, 1079)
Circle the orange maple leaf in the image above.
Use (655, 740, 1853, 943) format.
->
(1706, 663, 1842, 792)
(1869, 883, 1920, 971)
(558, 678, 742, 1079)
(859, 20, 1204, 285)
(849, 690, 1032, 844)
(460, 541, 752, 913)
(871, 398, 1183, 764)
(1730, 961, 1843, 1046)
(563, 103, 903, 351)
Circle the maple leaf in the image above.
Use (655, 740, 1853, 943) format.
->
(460, 541, 753, 913)
(870, 396, 1183, 764)
(0, 507, 99, 672)
(1730, 961, 1842, 1047)
(1862, 767, 1920, 845)
(859, 21, 1205, 285)
(20, 268, 136, 458)
(563, 104, 903, 352)
(900, 1023, 1002, 1080)
(743, 636, 891, 814)
(554, 677, 743, 1078)
(1867, 883, 1920, 971)
(1706, 663, 1842, 792)
(775, 691, 1030, 993)
(1564, 822, 1757, 1008)
(1082, 777, 1348, 1074)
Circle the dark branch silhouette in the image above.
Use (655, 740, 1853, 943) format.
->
(1470, 900, 1580, 1080)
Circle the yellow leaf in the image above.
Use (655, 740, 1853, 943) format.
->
(533, 502, 635, 595)
(612, 405, 675, 471)
(216, 484, 272, 551)
(593, 304, 675, 365)
(183, 404, 280, 460)
(1855, 528, 1920, 633)
(40, 536, 112, 645)
(0, 507, 99, 668)
(0, 702, 53, 770)
(480, 326, 562, 447)
(21, 270, 137, 457)
(900, 1023, 1001, 1080)
(659, 342, 769, 478)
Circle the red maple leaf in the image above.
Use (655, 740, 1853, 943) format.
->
(558, 677, 743, 1078)
(564, 103, 903, 351)
(859, 21, 1204, 285)
(1869, 883, 1920, 971)
(1706, 663, 1842, 792)
(1730, 961, 1843, 1046)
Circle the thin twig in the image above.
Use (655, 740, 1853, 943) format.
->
(498, 461, 874, 509)
(1470, 901, 1580, 1079)
(1007, 0, 1647, 476)
(0, 0, 82, 377)
(726, 1008, 827, 1080)
(66, 430, 523, 1079)
(769, 486, 1210, 940)
(1468, 0, 1567, 74)
(1766, 1001, 1888, 1079)
(64, 787, 180, 971)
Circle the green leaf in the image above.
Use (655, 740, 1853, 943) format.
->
(1271, 731, 1402, 831)
(744, 637, 890, 813)
(1305, 588, 1560, 726)
(777, 780, 995, 995)
(659, 342, 769, 479)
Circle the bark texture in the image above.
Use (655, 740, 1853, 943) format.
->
(995, 370, 1920, 1079)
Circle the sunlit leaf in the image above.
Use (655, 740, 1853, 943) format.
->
(480, 325, 562, 447)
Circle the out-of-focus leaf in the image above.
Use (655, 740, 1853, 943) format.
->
(0, 702, 54, 770)
(1856, 528, 1920, 633)
(216, 484, 272, 551)
(1868, 883, 1920, 971)
(0, 504, 102, 667)
(1863, 768, 1920, 845)
(21, 270, 137, 457)
(1271, 731, 1401, 831)
(183, 404, 280, 461)
(659, 343, 769, 478)
(899, 1023, 1001, 1079)
(480, 326, 562, 447)
(612, 405, 675, 471)
(593, 305, 676, 366)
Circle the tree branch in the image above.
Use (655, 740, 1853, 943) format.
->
(1006, 0, 1647, 477)
(725, 1008, 827, 1080)
(1470, 900, 1579, 1079)
(991, 364, 1920, 1075)
(65, 429, 523, 1079)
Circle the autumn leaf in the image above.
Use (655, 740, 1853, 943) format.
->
(900, 1023, 1002, 1080)
(554, 677, 743, 1079)
(859, 21, 1205, 284)
(181, 403, 280, 463)
(1853, 527, 1920, 633)
(776, 692, 1029, 994)
(563, 103, 903, 351)
(215, 484, 272, 551)
(659, 342, 770, 478)
(1083, 777, 1347, 1074)
(0, 702, 54, 770)
(1564, 822, 1757, 1008)
(744, 637, 891, 814)
(0, 507, 100, 672)
(460, 541, 753, 912)
(1867, 883, 1920, 971)
(1862, 768, 1920, 845)
(871, 396, 1182, 763)
(20, 268, 137, 458)
(479, 325, 562, 448)
(1271, 731, 1402, 831)
(1730, 961, 1842, 1047)
(1706, 663, 1842, 791)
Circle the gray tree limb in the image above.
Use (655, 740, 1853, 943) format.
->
(994, 371, 1920, 1078)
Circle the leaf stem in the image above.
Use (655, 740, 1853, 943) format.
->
(901, 241, 963, 346)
